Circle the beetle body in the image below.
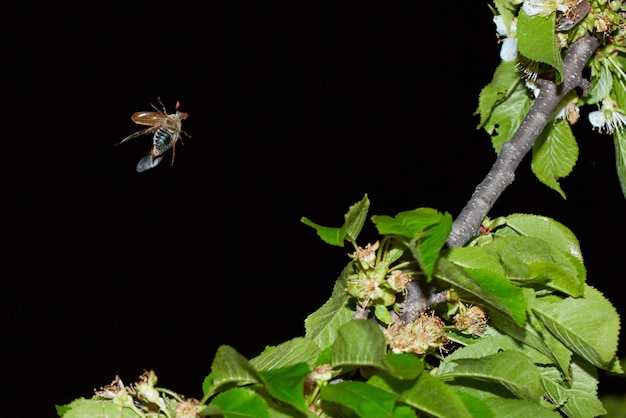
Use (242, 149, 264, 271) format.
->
(117, 99, 190, 172)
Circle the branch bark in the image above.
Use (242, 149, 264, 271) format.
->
(445, 34, 600, 248)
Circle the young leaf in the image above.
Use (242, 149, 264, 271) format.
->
(250, 337, 320, 371)
(304, 265, 354, 350)
(301, 194, 370, 246)
(372, 208, 452, 278)
(531, 120, 578, 198)
(531, 285, 622, 372)
(58, 398, 137, 418)
(517, 8, 563, 78)
(208, 345, 262, 395)
(372, 208, 449, 238)
(483, 77, 532, 153)
(320, 381, 398, 418)
(476, 60, 521, 130)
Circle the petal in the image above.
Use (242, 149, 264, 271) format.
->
(500, 38, 518, 62)
(523, 0, 551, 16)
(493, 15, 508, 36)
(588, 110, 607, 130)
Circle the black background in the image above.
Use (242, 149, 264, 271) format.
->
(4, 2, 625, 416)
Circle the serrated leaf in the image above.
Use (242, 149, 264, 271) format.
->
(585, 63, 612, 105)
(435, 350, 545, 402)
(304, 265, 354, 350)
(250, 337, 320, 371)
(487, 310, 572, 379)
(372, 208, 451, 278)
(542, 359, 606, 418)
(210, 345, 262, 394)
(470, 397, 561, 418)
(300, 194, 370, 247)
(498, 214, 583, 263)
(445, 247, 505, 276)
(435, 257, 527, 325)
(320, 381, 397, 418)
(517, 9, 563, 77)
(58, 398, 137, 418)
(476, 60, 521, 130)
(407, 216, 452, 279)
(258, 363, 312, 414)
(531, 285, 621, 371)
(531, 120, 578, 198)
(368, 370, 473, 418)
(482, 236, 584, 297)
(484, 80, 532, 153)
(331, 319, 389, 371)
(372, 208, 448, 238)
(209, 387, 270, 418)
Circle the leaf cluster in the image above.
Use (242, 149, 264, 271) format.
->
(59, 195, 622, 417)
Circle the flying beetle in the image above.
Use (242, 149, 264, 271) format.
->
(116, 98, 190, 172)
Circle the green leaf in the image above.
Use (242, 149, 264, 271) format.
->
(331, 319, 389, 371)
(57, 398, 137, 418)
(372, 208, 452, 278)
(497, 214, 583, 263)
(614, 129, 626, 199)
(258, 363, 312, 415)
(384, 354, 424, 380)
(542, 359, 607, 418)
(482, 74, 532, 153)
(300, 194, 370, 246)
(476, 60, 522, 130)
(392, 405, 419, 418)
(320, 381, 397, 418)
(517, 8, 563, 78)
(209, 387, 270, 418)
(368, 371, 473, 418)
(531, 285, 622, 371)
(435, 257, 527, 325)
(482, 236, 584, 297)
(531, 120, 578, 198)
(304, 265, 354, 350)
(487, 309, 573, 380)
(585, 62, 612, 106)
(467, 397, 561, 418)
(372, 208, 449, 238)
(250, 338, 320, 371)
(209, 345, 262, 396)
(435, 350, 545, 402)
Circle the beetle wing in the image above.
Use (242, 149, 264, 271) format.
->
(116, 125, 159, 145)
(136, 153, 164, 173)
(131, 111, 166, 126)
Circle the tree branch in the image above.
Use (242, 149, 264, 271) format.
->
(445, 34, 600, 248)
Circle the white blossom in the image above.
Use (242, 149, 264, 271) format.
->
(493, 15, 518, 62)
(588, 98, 626, 133)
(523, 0, 556, 17)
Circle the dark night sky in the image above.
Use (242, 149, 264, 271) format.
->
(4, 2, 625, 416)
